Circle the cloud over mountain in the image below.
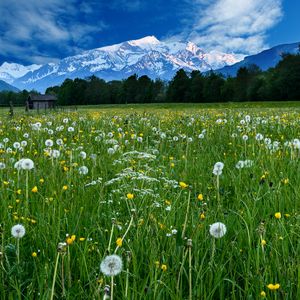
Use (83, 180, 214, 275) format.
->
(171, 0, 283, 55)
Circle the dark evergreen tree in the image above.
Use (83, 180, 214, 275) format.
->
(167, 69, 190, 102)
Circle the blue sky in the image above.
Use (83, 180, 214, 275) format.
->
(0, 0, 299, 65)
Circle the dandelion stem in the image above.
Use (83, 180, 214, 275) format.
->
(188, 241, 192, 300)
(110, 276, 114, 300)
(216, 174, 221, 211)
(50, 253, 60, 300)
(25, 170, 29, 211)
(176, 248, 188, 293)
(114, 215, 134, 253)
(16, 239, 20, 265)
(209, 238, 216, 268)
(107, 223, 115, 254)
(61, 255, 65, 297)
(125, 267, 129, 298)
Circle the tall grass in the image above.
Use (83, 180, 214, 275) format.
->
(0, 105, 299, 299)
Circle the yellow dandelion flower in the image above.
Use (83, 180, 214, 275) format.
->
(31, 186, 38, 193)
(66, 235, 76, 245)
(200, 213, 205, 220)
(32, 252, 37, 258)
(127, 193, 134, 199)
(79, 237, 85, 242)
(63, 185, 68, 191)
(116, 238, 123, 247)
(260, 291, 266, 297)
(16, 189, 22, 195)
(261, 239, 266, 246)
(39, 178, 44, 184)
(274, 212, 281, 219)
(267, 283, 280, 290)
(179, 181, 188, 189)
(197, 194, 204, 201)
(161, 264, 167, 272)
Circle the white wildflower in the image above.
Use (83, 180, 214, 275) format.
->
(209, 222, 227, 238)
(11, 224, 26, 238)
(100, 254, 123, 276)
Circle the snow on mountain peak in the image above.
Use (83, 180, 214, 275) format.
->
(186, 41, 203, 55)
(0, 62, 41, 79)
(128, 36, 160, 47)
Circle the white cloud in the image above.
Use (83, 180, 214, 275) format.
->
(0, 0, 107, 63)
(169, 0, 283, 55)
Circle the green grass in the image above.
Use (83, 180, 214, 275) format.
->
(0, 103, 299, 299)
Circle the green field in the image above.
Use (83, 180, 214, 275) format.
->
(0, 103, 299, 299)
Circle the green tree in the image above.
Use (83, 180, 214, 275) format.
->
(167, 69, 190, 102)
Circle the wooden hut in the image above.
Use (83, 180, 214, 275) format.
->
(27, 94, 57, 110)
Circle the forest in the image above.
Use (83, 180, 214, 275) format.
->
(1, 53, 300, 106)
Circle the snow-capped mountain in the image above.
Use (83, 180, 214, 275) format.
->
(0, 62, 41, 85)
(11, 36, 239, 92)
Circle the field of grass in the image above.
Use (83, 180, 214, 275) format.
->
(0, 103, 299, 299)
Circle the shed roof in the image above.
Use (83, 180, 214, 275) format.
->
(29, 94, 57, 101)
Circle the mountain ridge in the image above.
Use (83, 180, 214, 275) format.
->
(0, 37, 299, 92)
(3, 36, 239, 92)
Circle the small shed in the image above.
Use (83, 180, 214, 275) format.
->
(27, 94, 57, 110)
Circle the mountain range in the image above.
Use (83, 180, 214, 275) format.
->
(0, 79, 20, 92)
(0, 36, 299, 92)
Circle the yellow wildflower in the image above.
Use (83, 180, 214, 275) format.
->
(126, 193, 134, 199)
(66, 235, 76, 245)
(267, 283, 280, 290)
(274, 212, 281, 219)
(197, 194, 204, 201)
(261, 239, 266, 246)
(116, 238, 123, 247)
(161, 264, 167, 272)
(63, 185, 68, 191)
(31, 186, 38, 193)
(179, 181, 188, 189)
(260, 291, 266, 297)
(32, 252, 37, 258)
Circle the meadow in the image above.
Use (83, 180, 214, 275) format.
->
(0, 102, 299, 299)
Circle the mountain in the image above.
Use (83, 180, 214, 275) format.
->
(0, 62, 41, 85)
(215, 42, 300, 77)
(0, 79, 19, 92)
(3, 37, 299, 92)
(12, 36, 239, 92)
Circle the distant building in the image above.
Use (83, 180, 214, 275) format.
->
(27, 94, 57, 110)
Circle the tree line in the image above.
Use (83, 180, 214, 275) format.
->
(1, 53, 300, 106)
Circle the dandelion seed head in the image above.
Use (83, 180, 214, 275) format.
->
(209, 222, 227, 238)
(21, 158, 34, 170)
(100, 254, 123, 276)
(11, 224, 25, 238)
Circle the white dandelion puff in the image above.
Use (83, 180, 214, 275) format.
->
(11, 224, 26, 238)
(21, 158, 34, 170)
(45, 139, 54, 147)
(209, 222, 227, 238)
(78, 166, 89, 175)
(100, 254, 123, 276)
